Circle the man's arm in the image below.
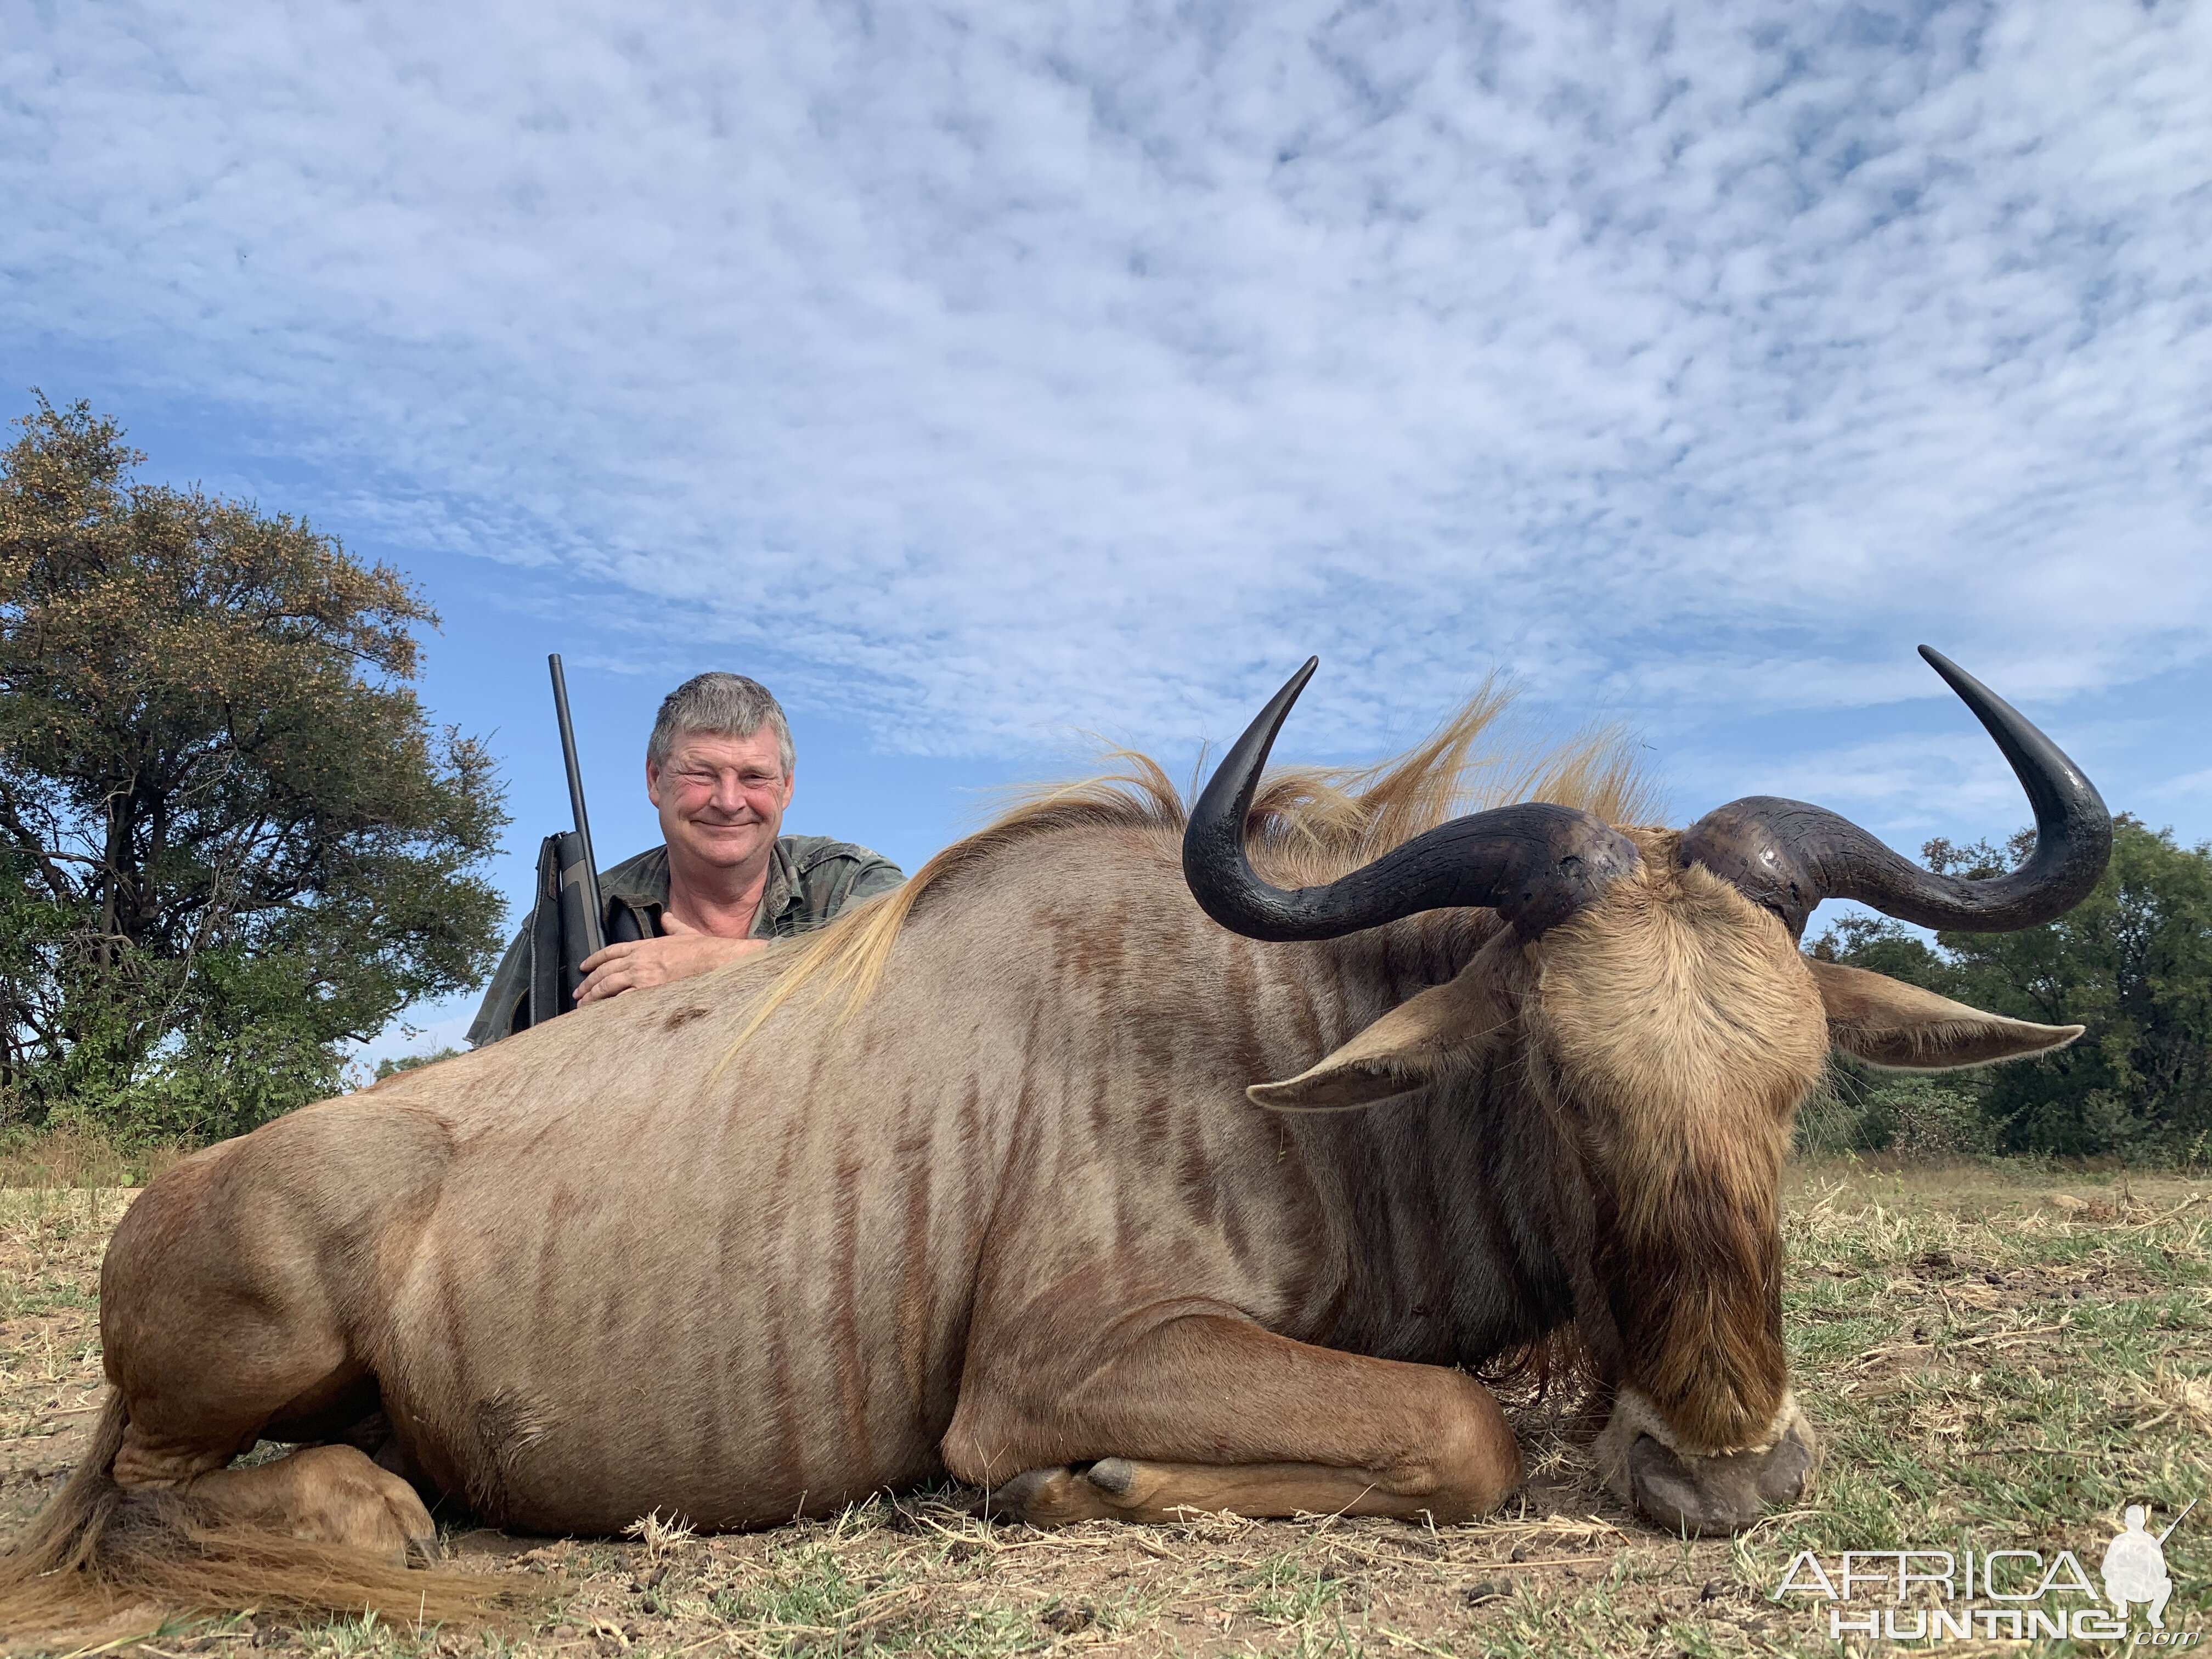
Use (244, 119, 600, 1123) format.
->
(574, 918, 768, 1005)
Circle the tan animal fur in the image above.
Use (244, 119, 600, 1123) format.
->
(0, 689, 2082, 1624)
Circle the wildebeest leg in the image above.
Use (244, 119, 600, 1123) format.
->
(107, 1354, 436, 1566)
(948, 1314, 1521, 1526)
(114, 1395, 435, 1568)
(981, 1454, 1491, 1525)
(104, 1182, 436, 1565)
(163, 1447, 436, 1567)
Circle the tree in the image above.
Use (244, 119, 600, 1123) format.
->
(1812, 817, 2212, 1160)
(0, 396, 507, 1142)
(373, 1046, 461, 1081)
(1934, 817, 2212, 1158)
(1800, 913, 1988, 1156)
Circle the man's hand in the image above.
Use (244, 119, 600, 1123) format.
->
(575, 913, 770, 1005)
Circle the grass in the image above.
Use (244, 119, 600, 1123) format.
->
(2, 1159, 2208, 1656)
(0, 1124, 188, 1191)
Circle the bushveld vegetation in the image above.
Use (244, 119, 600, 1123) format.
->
(0, 398, 506, 1148)
(1806, 816, 2212, 1164)
(2, 1160, 2204, 1656)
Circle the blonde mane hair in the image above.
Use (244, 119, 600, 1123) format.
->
(718, 679, 1661, 1066)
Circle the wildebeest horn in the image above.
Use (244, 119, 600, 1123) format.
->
(1679, 646, 2112, 938)
(1184, 658, 1643, 941)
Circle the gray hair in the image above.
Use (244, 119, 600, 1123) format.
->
(648, 673, 795, 775)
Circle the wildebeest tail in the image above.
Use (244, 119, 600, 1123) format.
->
(0, 1386, 132, 1631)
(0, 1393, 528, 1637)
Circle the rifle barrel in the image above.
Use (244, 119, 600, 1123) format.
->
(548, 654, 607, 960)
(2157, 1497, 2197, 1544)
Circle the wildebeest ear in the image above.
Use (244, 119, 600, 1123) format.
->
(1807, 960, 2084, 1070)
(1247, 967, 1511, 1112)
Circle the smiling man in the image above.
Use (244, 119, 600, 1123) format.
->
(466, 673, 903, 1045)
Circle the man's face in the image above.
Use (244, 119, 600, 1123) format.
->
(646, 727, 794, 873)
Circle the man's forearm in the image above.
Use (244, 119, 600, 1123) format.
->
(574, 930, 770, 1005)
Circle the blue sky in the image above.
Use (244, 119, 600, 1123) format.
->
(6, 1, 2209, 1063)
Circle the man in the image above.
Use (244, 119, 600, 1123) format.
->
(467, 673, 902, 1045)
(2102, 1505, 2176, 1629)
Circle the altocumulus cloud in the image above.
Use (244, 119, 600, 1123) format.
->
(3, 0, 2209, 757)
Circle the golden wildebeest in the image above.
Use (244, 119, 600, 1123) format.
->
(1, 647, 2108, 1623)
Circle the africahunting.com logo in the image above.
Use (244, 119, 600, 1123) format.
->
(1773, 1500, 2198, 1645)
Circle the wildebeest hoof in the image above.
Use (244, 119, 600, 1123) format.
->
(1753, 1415, 1818, 1505)
(970, 1465, 1052, 1522)
(1622, 1414, 1819, 1537)
(975, 1460, 1140, 1526)
(1626, 1435, 1751, 1536)
(1594, 1391, 1819, 1536)
(1085, 1457, 1136, 1496)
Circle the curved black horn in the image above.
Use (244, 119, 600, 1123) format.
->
(1680, 646, 2112, 937)
(1183, 659, 1642, 942)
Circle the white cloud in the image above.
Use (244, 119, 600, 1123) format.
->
(2147, 766, 2212, 805)
(1684, 726, 2033, 830)
(4, 0, 2209, 758)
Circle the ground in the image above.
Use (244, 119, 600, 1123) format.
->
(3, 1162, 2208, 1657)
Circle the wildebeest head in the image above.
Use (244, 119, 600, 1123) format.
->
(1183, 648, 2109, 1533)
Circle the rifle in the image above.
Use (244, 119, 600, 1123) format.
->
(522, 654, 613, 1027)
(2157, 1497, 2197, 1545)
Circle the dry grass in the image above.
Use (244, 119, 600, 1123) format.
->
(3, 1160, 2207, 1657)
(0, 1126, 187, 1192)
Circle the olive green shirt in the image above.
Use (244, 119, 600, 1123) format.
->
(466, 834, 904, 1047)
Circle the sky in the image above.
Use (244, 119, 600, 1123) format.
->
(5, 1, 2209, 1063)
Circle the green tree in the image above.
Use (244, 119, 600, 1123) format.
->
(0, 396, 507, 1142)
(1933, 817, 2212, 1158)
(373, 1046, 461, 1080)
(1812, 817, 2212, 1160)
(1801, 915, 1987, 1156)
(1809, 911, 1954, 994)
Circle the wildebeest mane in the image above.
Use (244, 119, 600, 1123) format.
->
(720, 678, 1659, 1064)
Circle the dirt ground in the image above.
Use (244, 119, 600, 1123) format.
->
(3, 1162, 2208, 1657)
